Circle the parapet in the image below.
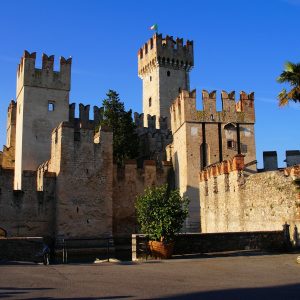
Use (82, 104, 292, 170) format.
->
(263, 151, 278, 171)
(17, 50, 72, 92)
(68, 103, 104, 129)
(138, 33, 194, 77)
(170, 89, 255, 132)
(199, 155, 245, 182)
(285, 150, 300, 167)
(134, 112, 170, 133)
(170, 89, 197, 132)
(115, 159, 173, 181)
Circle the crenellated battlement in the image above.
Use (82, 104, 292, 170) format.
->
(115, 159, 172, 180)
(133, 112, 173, 162)
(17, 50, 72, 93)
(199, 155, 245, 182)
(138, 34, 194, 77)
(134, 112, 170, 132)
(170, 89, 255, 132)
(68, 103, 104, 130)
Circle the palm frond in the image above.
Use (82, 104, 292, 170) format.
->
(277, 60, 300, 106)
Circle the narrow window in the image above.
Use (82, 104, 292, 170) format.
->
(227, 140, 234, 149)
(48, 101, 55, 111)
(149, 97, 152, 107)
(150, 76, 152, 82)
(167, 71, 170, 77)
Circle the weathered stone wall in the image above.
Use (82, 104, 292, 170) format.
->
(134, 113, 172, 162)
(0, 168, 56, 237)
(200, 156, 300, 243)
(38, 111, 113, 239)
(113, 160, 172, 238)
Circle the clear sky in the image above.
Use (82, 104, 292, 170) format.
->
(0, 0, 299, 168)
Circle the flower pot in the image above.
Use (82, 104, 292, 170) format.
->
(148, 240, 174, 259)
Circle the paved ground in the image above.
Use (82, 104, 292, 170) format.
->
(1, 253, 300, 299)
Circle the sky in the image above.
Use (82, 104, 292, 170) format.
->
(0, 0, 299, 168)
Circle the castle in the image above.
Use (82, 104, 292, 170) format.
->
(0, 33, 299, 243)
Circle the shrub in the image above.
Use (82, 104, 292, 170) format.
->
(135, 184, 189, 243)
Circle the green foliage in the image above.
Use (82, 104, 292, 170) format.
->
(99, 90, 139, 165)
(135, 184, 189, 243)
(277, 61, 300, 106)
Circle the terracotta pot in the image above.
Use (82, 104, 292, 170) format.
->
(148, 240, 174, 259)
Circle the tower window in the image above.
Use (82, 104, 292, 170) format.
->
(227, 140, 236, 150)
(150, 76, 152, 81)
(167, 71, 170, 77)
(149, 97, 152, 107)
(48, 101, 55, 111)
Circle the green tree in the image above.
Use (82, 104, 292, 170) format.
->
(135, 184, 189, 243)
(277, 61, 300, 106)
(100, 90, 139, 165)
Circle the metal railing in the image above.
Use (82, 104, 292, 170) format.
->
(56, 237, 114, 264)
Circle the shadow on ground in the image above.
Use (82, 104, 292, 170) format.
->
(0, 287, 132, 299)
(172, 249, 290, 260)
(1, 284, 300, 299)
(160, 283, 300, 300)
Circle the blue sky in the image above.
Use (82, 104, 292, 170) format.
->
(0, 0, 299, 168)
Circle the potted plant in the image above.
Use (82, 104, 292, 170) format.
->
(135, 184, 189, 259)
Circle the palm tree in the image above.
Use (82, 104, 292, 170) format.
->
(277, 61, 300, 106)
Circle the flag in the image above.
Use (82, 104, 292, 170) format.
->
(149, 24, 158, 31)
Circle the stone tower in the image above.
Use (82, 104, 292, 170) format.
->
(169, 90, 256, 232)
(138, 34, 194, 128)
(14, 51, 71, 189)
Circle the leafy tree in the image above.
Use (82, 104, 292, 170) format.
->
(135, 184, 189, 243)
(277, 61, 300, 106)
(99, 90, 139, 165)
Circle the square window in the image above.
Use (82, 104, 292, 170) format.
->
(227, 140, 234, 149)
(48, 102, 55, 111)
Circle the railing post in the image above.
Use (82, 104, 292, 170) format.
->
(107, 238, 110, 262)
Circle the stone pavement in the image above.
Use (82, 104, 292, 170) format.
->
(1, 253, 300, 299)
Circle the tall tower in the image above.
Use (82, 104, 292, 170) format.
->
(14, 51, 71, 190)
(138, 34, 194, 128)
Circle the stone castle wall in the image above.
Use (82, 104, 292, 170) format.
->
(134, 112, 172, 163)
(199, 155, 300, 243)
(0, 168, 56, 237)
(37, 103, 114, 239)
(113, 160, 173, 238)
